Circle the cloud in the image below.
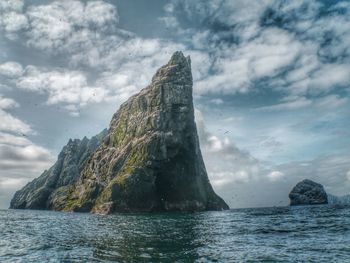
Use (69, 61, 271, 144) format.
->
(196, 109, 264, 183)
(0, 110, 31, 134)
(194, 108, 285, 206)
(0, 132, 30, 146)
(0, 144, 52, 168)
(196, 108, 350, 207)
(12, 47, 183, 115)
(0, 140, 54, 208)
(267, 171, 284, 182)
(0, 177, 26, 208)
(15, 65, 107, 116)
(1, 0, 183, 75)
(25, 0, 119, 53)
(0, 95, 54, 208)
(0, 61, 23, 78)
(1, 11, 27, 33)
(209, 98, 224, 105)
(0, 0, 27, 39)
(276, 155, 350, 196)
(0, 94, 31, 135)
(256, 94, 348, 111)
(162, 0, 350, 104)
(0, 95, 19, 109)
(0, 0, 23, 12)
(0, 0, 186, 116)
(196, 109, 291, 207)
(2, 40, 183, 115)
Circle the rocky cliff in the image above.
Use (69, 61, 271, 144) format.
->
(11, 51, 229, 213)
(10, 129, 107, 210)
(289, 179, 328, 206)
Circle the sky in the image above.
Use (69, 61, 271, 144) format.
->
(0, 0, 349, 209)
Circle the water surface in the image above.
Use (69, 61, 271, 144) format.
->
(0, 205, 349, 262)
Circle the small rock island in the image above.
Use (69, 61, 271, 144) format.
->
(289, 179, 328, 206)
(10, 51, 229, 214)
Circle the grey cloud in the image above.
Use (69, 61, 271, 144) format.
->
(0, 109, 31, 134)
(196, 108, 350, 208)
(255, 94, 348, 111)
(0, 0, 185, 115)
(276, 155, 350, 196)
(16, 65, 107, 116)
(0, 96, 54, 208)
(163, 0, 350, 103)
(0, 144, 52, 164)
(0, 61, 23, 78)
(0, 0, 27, 39)
(0, 95, 19, 109)
(195, 109, 286, 207)
(25, 0, 119, 52)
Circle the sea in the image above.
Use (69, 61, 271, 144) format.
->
(0, 205, 349, 262)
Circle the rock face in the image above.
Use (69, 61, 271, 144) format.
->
(289, 179, 328, 206)
(10, 130, 107, 210)
(11, 51, 229, 213)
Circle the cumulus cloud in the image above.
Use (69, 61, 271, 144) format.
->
(25, 0, 119, 53)
(0, 110, 31, 134)
(196, 109, 265, 184)
(0, 95, 19, 109)
(8, 49, 181, 115)
(267, 171, 284, 182)
(0, 0, 24, 12)
(0, 94, 30, 134)
(195, 109, 292, 207)
(1, 11, 27, 33)
(276, 155, 350, 196)
(0, 140, 54, 208)
(0, 0, 185, 116)
(0, 0, 183, 73)
(0, 61, 23, 78)
(163, 0, 350, 103)
(196, 109, 350, 207)
(16, 66, 107, 115)
(0, 95, 54, 208)
(0, 0, 27, 39)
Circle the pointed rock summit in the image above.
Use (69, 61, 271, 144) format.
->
(10, 51, 229, 213)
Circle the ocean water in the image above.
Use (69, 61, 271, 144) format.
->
(0, 205, 349, 262)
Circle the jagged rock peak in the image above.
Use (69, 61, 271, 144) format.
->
(151, 51, 192, 86)
(10, 51, 229, 214)
(168, 51, 191, 66)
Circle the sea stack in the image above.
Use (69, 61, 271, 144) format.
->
(289, 179, 328, 206)
(10, 51, 229, 214)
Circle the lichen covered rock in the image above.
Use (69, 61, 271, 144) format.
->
(11, 51, 229, 213)
(289, 179, 328, 206)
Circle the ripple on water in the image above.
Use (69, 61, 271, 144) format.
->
(0, 206, 349, 262)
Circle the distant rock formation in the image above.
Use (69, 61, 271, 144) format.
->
(328, 194, 350, 205)
(10, 51, 229, 214)
(289, 179, 328, 206)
